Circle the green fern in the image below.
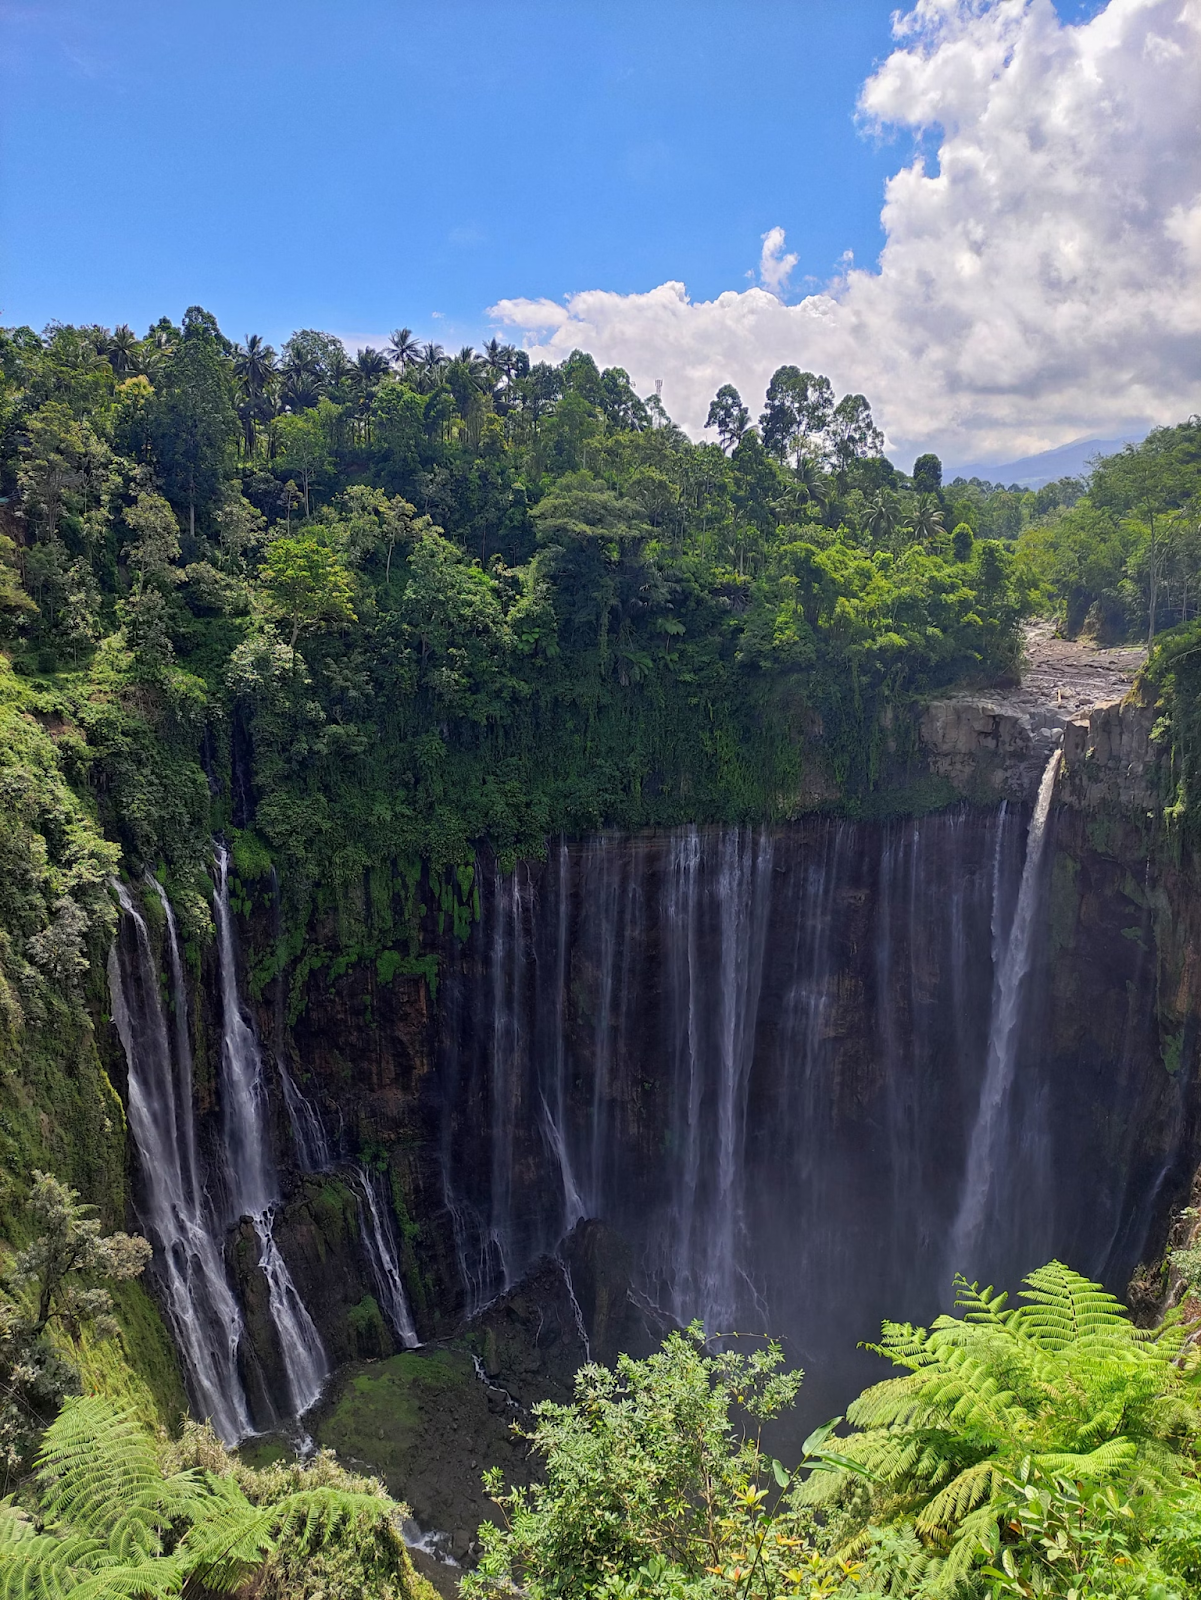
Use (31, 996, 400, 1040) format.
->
(0, 1398, 430, 1600)
(799, 1260, 1201, 1596)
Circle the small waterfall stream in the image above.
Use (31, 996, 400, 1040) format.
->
(212, 845, 328, 1419)
(351, 1168, 420, 1347)
(107, 882, 253, 1443)
(949, 750, 1063, 1274)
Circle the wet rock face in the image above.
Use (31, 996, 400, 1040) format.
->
(310, 1218, 669, 1578)
(276, 808, 1195, 1430)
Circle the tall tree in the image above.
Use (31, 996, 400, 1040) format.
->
(759, 367, 834, 466)
(259, 532, 357, 649)
(146, 330, 238, 545)
(912, 452, 943, 496)
(105, 324, 140, 377)
(827, 392, 885, 475)
(274, 403, 335, 516)
(387, 326, 420, 371)
(706, 384, 750, 453)
(233, 335, 277, 455)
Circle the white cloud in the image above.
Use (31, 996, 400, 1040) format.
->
(758, 227, 799, 296)
(490, 0, 1201, 467)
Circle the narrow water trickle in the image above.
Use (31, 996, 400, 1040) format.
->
(539, 841, 586, 1236)
(212, 845, 328, 1418)
(352, 1167, 420, 1347)
(108, 881, 253, 1443)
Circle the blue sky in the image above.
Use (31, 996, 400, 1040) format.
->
(3, 0, 1190, 466)
(2, 0, 910, 349)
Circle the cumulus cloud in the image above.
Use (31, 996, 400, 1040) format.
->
(758, 227, 799, 296)
(490, 0, 1201, 467)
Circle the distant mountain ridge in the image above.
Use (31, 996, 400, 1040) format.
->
(947, 433, 1145, 489)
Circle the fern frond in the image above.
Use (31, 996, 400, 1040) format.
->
(1015, 1262, 1129, 1350)
(268, 1487, 397, 1552)
(35, 1398, 193, 1555)
(0, 1512, 109, 1600)
(915, 1461, 999, 1537)
(63, 1556, 186, 1600)
(951, 1277, 1011, 1326)
(179, 1485, 395, 1594)
(929, 1503, 1001, 1597)
(1032, 1437, 1137, 1480)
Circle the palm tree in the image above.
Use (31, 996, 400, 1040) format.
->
(233, 336, 277, 452)
(482, 336, 506, 385)
(794, 454, 829, 514)
(233, 334, 277, 399)
(325, 343, 352, 394)
(910, 492, 947, 546)
(355, 346, 390, 382)
(280, 346, 323, 412)
(106, 324, 140, 377)
(419, 341, 447, 377)
(864, 487, 903, 547)
(348, 347, 390, 442)
(388, 327, 420, 370)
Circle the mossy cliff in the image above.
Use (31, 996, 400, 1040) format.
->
(0, 657, 187, 1427)
(3, 594, 1201, 1462)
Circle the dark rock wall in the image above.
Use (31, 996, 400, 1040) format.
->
(247, 804, 1197, 1423)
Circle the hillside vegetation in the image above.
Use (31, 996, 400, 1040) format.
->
(0, 313, 1026, 958)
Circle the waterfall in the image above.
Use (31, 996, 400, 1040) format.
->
(352, 1167, 419, 1347)
(107, 881, 253, 1444)
(212, 845, 328, 1418)
(269, 864, 335, 1175)
(540, 841, 586, 1235)
(280, 1067, 333, 1175)
(435, 799, 1178, 1416)
(949, 750, 1063, 1277)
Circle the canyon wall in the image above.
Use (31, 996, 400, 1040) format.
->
(102, 665, 1201, 1435)
(264, 788, 1195, 1423)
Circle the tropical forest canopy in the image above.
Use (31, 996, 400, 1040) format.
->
(2, 313, 1201, 1600)
(0, 308, 1198, 957)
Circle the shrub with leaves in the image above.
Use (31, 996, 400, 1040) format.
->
(463, 1322, 873, 1600)
(0, 1174, 150, 1486)
(981, 1463, 1187, 1599)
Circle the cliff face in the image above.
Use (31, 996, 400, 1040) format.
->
(96, 622, 1201, 1438)
(256, 796, 1196, 1425)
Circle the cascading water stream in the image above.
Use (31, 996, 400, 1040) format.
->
(351, 1167, 419, 1347)
(212, 845, 328, 1418)
(107, 881, 253, 1444)
(265, 861, 419, 1349)
(948, 749, 1063, 1277)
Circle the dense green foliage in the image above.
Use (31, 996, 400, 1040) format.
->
(0, 1394, 436, 1600)
(1017, 421, 1201, 644)
(470, 1265, 1201, 1600)
(0, 312, 1026, 970)
(806, 1262, 1201, 1595)
(0, 1175, 152, 1487)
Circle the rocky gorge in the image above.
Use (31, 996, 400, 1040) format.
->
(94, 625, 1201, 1568)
